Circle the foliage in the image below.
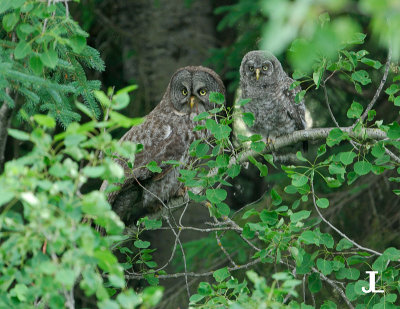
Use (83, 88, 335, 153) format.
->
(2, 0, 400, 309)
(0, 86, 163, 308)
(0, 0, 104, 126)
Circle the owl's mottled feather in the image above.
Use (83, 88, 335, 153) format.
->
(239, 51, 306, 141)
(100, 66, 225, 221)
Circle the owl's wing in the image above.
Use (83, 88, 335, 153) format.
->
(101, 113, 187, 205)
(282, 77, 306, 131)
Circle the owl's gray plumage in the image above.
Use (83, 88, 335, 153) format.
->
(239, 50, 306, 141)
(101, 66, 225, 221)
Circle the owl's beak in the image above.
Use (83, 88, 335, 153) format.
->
(189, 96, 198, 109)
(255, 68, 260, 81)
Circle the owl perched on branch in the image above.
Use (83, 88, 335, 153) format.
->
(101, 66, 225, 222)
(238, 50, 307, 153)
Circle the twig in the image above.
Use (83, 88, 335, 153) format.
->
(311, 179, 382, 256)
(355, 49, 392, 127)
(213, 217, 238, 267)
(313, 267, 354, 309)
(322, 80, 340, 128)
(126, 258, 262, 280)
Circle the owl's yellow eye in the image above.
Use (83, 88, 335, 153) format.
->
(249, 66, 254, 72)
(199, 89, 207, 96)
(182, 88, 188, 96)
(262, 65, 268, 71)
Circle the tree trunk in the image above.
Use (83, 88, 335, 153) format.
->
(0, 103, 13, 172)
(117, 0, 217, 116)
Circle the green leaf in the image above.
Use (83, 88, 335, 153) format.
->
(0, 188, 14, 206)
(33, 114, 56, 128)
(0, 0, 13, 14)
(250, 141, 265, 152)
(383, 247, 400, 261)
(189, 294, 205, 304)
(117, 290, 141, 308)
(260, 210, 278, 225)
(19, 23, 35, 34)
(237, 98, 251, 106)
(227, 164, 240, 178)
(295, 90, 306, 103)
(69, 35, 87, 53)
(346, 101, 363, 119)
(291, 174, 308, 187)
(270, 189, 282, 206)
(12, 0, 27, 8)
(321, 300, 337, 309)
(326, 128, 347, 147)
(143, 217, 162, 230)
(316, 198, 329, 208)
(206, 188, 227, 204)
(40, 49, 58, 69)
(83, 166, 105, 178)
(354, 160, 372, 176)
(290, 210, 311, 223)
(361, 57, 382, 69)
(134, 240, 151, 249)
(317, 259, 333, 275)
(7, 128, 30, 141)
(385, 84, 400, 96)
(388, 122, 400, 139)
(339, 151, 357, 165)
(14, 41, 32, 60)
(217, 203, 230, 216)
(213, 267, 230, 282)
(209, 92, 225, 105)
(112, 93, 130, 110)
(351, 70, 371, 85)
(300, 230, 318, 245)
(146, 161, 162, 173)
(242, 112, 255, 127)
(205, 119, 231, 140)
(193, 112, 210, 122)
(345, 283, 357, 301)
(296, 151, 308, 162)
(2, 12, 19, 32)
(367, 109, 376, 120)
(336, 267, 360, 280)
(308, 273, 322, 293)
(336, 238, 353, 251)
(29, 56, 43, 75)
(329, 162, 345, 175)
(371, 142, 385, 158)
(195, 143, 209, 158)
(10, 284, 28, 302)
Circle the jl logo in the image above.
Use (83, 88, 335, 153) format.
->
(362, 271, 384, 293)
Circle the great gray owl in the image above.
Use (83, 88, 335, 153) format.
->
(100, 66, 225, 221)
(239, 50, 306, 148)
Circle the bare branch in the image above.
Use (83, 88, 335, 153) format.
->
(311, 179, 382, 256)
(126, 258, 262, 280)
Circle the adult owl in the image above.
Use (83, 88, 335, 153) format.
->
(101, 66, 225, 222)
(239, 50, 306, 149)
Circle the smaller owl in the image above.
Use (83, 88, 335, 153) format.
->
(239, 50, 307, 150)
